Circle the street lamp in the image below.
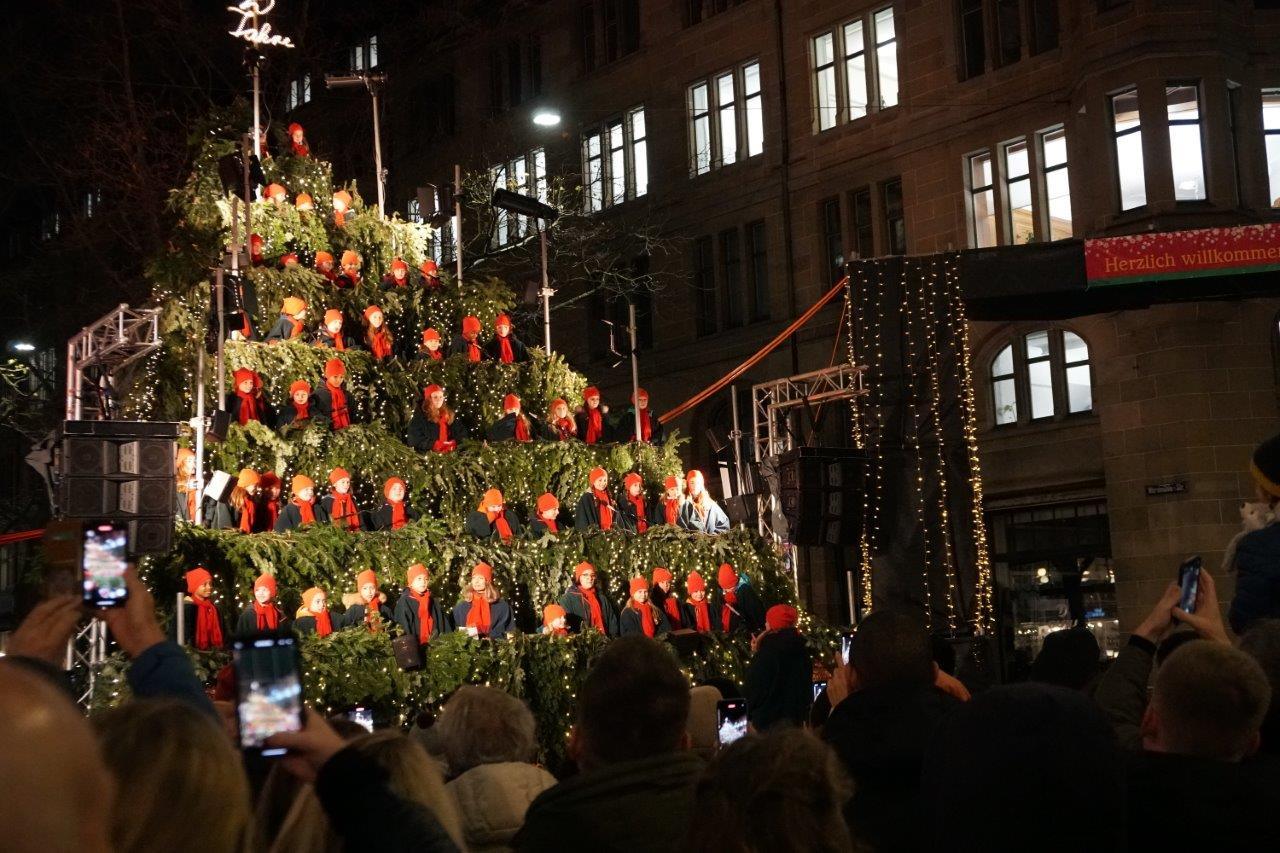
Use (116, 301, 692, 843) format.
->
(491, 189, 558, 353)
(532, 109, 561, 127)
(325, 73, 389, 216)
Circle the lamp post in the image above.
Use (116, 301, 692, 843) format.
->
(325, 73, 388, 216)
(491, 189, 559, 353)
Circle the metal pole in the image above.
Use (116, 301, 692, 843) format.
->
(540, 225, 552, 353)
(629, 301, 641, 442)
(194, 342, 206, 526)
(215, 267, 226, 412)
(175, 592, 186, 646)
(371, 84, 385, 216)
(65, 337, 76, 421)
(252, 60, 262, 160)
(730, 384, 745, 496)
(453, 164, 463, 285)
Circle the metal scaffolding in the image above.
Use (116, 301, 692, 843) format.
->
(751, 362, 868, 463)
(65, 304, 163, 421)
(66, 620, 107, 710)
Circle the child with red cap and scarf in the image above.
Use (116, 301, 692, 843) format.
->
(574, 467, 621, 532)
(486, 394, 547, 442)
(258, 472, 282, 529)
(575, 387, 611, 444)
(294, 587, 336, 637)
(619, 576, 671, 638)
(266, 296, 308, 343)
(371, 477, 420, 530)
(452, 563, 514, 638)
(393, 563, 450, 644)
(273, 474, 330, 531)
(277, 380, 319, 430)
(419, 259, 441, 289)
(204, 468, 261, 532)
(542, 604, 569, 637)
(557, 561, 619, 636)
(320, 467, 362, 531)
(620, 472, 649, 533)
(314, 251, 338, 284)
(528, 493, 561, 538)
(313, 358, 354, 430)
(547, 398, 577, 441)
(453, 316, 486, 363)
(485, 313, 529, 363)
(621, 387, 665, 444)
(288, 122, 309, 157)
(314, 309, 358, 350)
(684, 571, 713, 632)
(407, 384, 467, 452)
(228, 368, 275, 427)
(236, 574, 289, 635)
(655, 475, 685, 527)
(363, 305, 395, 362)
(177, 567, 225, 650)
(416, 328, 446, 361)
(465, 488, 524, 541)
(381, 258, 410, 290)
(335, 249, 361, 288)
(716, 563, 766, 634)
(341, 569, 394, 630)
(650, 568, 685, 630)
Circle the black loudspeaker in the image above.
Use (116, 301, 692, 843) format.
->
(725, 494, 760, 528)
(206, 410, 232, 443)
(777, 447, 866, 547)
(58, 421, 181, 556)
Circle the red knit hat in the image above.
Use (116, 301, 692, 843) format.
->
(323, 308, 343, 326)
(384, 477, 406, 500)
(652, 567, 673, 584)
(291, 474, 315, 493)
(280, 253, 300, 267)
(315, 251, 334, 267)
(543, 604, 566, 628)
(765, 604, 799, 631)
(550, 397, 567, 412)
(295, 193, 314, 210)
(266, 183, 287, 201)
(583, 386, 600, 401)
(391, 258, 408, 275)
(462, 315, 481, 336)
(422, 328, 441, 344)
(574, 561, 594, 582)
(237, 468, 260, 489)
(324, 357, 345, 378)
(254, 574, 277, 598)
(503, 393, 520, 412)
(481, 488, 504, 509)
(423, 384, 442, 401)
(333, 190, 353, 211)
(420, 259, 438, 275)
(340, 249, 360, 267)
(624, 472, 642, 490)
(472, 562, 493, 583)
(495, 313, 511, 329)
(663, 475, 679, 490)
(407, 564, 428, 584)
(356, 569, 378, 590)
(629, 577, 648, 596)
(717, 563, 738, 591)
(686, 571, 706, 594)
(536, 492, 559, 514)
(589, 466, 607, 484)
(687, 469, 704, 487)
(281, 296, 307, 316)
(232, 367, 255, 387)
(259, 472, 281, 491)
(289, 380, 311, 397)
(363, 305, 384, 322)
(185, 567, 212, 595)
(328, 467, 350, 486)
(288, 122, 304, 135)
(632, 388, 648, 403)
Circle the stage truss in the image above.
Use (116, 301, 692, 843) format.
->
(65, 304, 162, 421)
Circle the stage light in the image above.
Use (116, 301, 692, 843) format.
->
(532, 109, 561, 127)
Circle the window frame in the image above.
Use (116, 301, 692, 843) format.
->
(810, 6, 899, 133)
(350, 35, 378, 72)
(1165, 81, 1207, 203)
(582, 106, 647, 211)
(1109, 86, 1147, 212)
(1036, 124, 1072, 241)
(1264, 87, 1280, 210)
(966, 149, 998, 249)
(490, 148, 548, 248)
(987, 327, 1095, 429)
(286, 73, 311, 111)
(687, 60, 764, 176)
(1001, 136, 1034, 245)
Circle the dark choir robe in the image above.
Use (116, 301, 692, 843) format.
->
(651, 586, 687, 631)
(574, 491, 634, 533)
(678, 498, 731, 534)
(273, 500, 330, 532)
(485, 333, 530, 364)
(574, 408, 613, 445)
(558, 584, 620, 636)
(465, 509, 524, 542)
(619, 496, 651, 534)
(407, 409, 468, 452)
(277, 403, 327, 430)
(452, 335, 487, 363)
(171, 599, 226, 649)
(313, 385, 356, 428)
(717, 584, 767, 634)
(528, 516, 562, 538)
(485, 413, 551, 442)
(619, 603, 671, 638)
(370, 501, 421, 531)
(265, 315, 306, 343)
(617, 407, 666, 444)
(319, 494, 362, 530)
(334, 272, 359, 290)
(313, 328, 360, 350)
(294, 610, 338, 636)
(451, 598, 515, 638)
(226, 394, 276, 429)
(415, 346, 447, 363)
(340, 600, 394, 630)
(201, 497, 240, 531)
(236, 605, 290, 636)
(392, 591, 451, 643)
(683, 599, 715, 633)
(651, 498, 684, 528)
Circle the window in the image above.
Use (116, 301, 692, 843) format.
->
(687, 0, 747, 24)
(851, 188, 874, 258)
(1265, 89, 1280, 208)
(350, 35, 378, 71)
(1110, 88, 1146, 211)
(820, 198, 844, 284)
(1003, 139, 1035, 244)
(812, 7, 898, 131)
(1030, 0, 1060, 54)
(995, 0, 1022, 67)
(582, 0, 639, 67)
(720, 228, 743, 328)
(491, 38, 542, 109)
(688, 61, 763, 175)
(581, 3, 596, 72)
(286, 73, 311, 110)
(491, 149, 548, 247)
(693, 236, 717, 337)
(82, 190, 101, 219)
(1166, 84, 1206, 202)
(406, 199, 421, 223)
(958, 0, 986, 80)
(1038, 126, 1072, 240)
(967, 150, 997, 248)
(883, 178, 906, 255)
(582, 106, 647, 211)
(989, 328, 1092, 426)
(747, 220, 770, 321)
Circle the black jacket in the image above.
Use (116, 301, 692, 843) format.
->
(451, 598, 515, 638)
(558, 584, 619, 636)
(615, 407, 665, 444)
(293, 611, 338, 636)
(171, 599, 227, 650)
(485, 333, 530, 363)
(201, 497, 240, 531)
(226, 278, 259, 341)
(452, 335, 486, 362)
(273, 500, 330, 532)
(528, 516, 563, 539)
(486, 412, 552, 442)
(392, 592, 451, 642)
(265, 314, 305, 343)
(618, 603, 670, 637)
(277, 402, 327, 430)
(650, 586, 687, 630)
(236, 605, 290, 636)
(618, 496, 651, 533)
(319, 494, 362, 531)
(574, 491, 633, 533)
(407, 409, 468, 451)
(716, 584, 766, 634)
(226, 394, 276, 429)
(1229, 523, 1280, 634)
(312, 384, 355, 428)
(370, 501, 421, 531)
(745, 628, 813, 731)
(340, 601, 394, 630)
(574, 408, 612, 444)
(465, 509, 523, 542)
(312, 329, 359, 350)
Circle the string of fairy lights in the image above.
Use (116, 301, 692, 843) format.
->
(899, 258, 934, 624)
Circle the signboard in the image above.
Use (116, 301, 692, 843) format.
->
(1145, 481, 1187, 497)
(228, 1, 295, 48)
(1085, 224, 1280, 287)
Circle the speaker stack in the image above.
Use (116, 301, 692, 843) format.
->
(58, 421, 181, 556)
(776, 447, 865, 547)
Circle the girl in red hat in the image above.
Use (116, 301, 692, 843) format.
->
(294, 587, 336, 637)
(621, 387, 665, 444)
(266, 296, 308, 343)
(204, 468, 260, 531)
(486, 313, 529, 363)
(486, 394, 546, 442)
(288, 122, 309, 157)
(679, 469, 730, 534)
(454, 315, 485, 363)
(542, 604, 569, 637)
(529, 492, 561, 538)
(314, 309, 357, 350)
(715, 563, 766, 633)
(620, 472, 649, 533)
(273, 474, 330, 531)
(258, 472, 282, 529)
(332, 192, 353, 229)
(228, 368, 274, 427)
(363, 305, 394, 362)
(381, 258, 410, 290)
(416, 328, 446, 361)
(419, 259, 441, 288)
(236, 573, 289, 635)
(685, 571, 713, 633)
(178, 567, 224, 650)
(574, 467, 619, 531)
(295, 193, 314, 212)
(407, 384, 466, 452)
(575, 387, 611, 444)
(313, 358, 354, 430)
(650, 567, 685, 630)
(619, 576, 670, 638)
(656, 475, 685, 527)
(548, 398, 576, 441)
(465, 488, 523, 541)
(557, 561, 618, 635)
(341, 569, 393, 631)
(336, 248, 361, 288)
(321, 467, 362, 531)
(452, 563, 514, 638)
(277, 380, 317, 430)
(371, 477, 419, 530)
(314, 251, 338, 284)
(393, 563, 449, 644)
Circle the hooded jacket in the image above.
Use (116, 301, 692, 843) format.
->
(447, 762, 556, 853)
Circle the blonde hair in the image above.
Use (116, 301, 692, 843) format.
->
(93, 699, 254, 853)
(348, 731, 466, 848)
(269, 787, 341, 853)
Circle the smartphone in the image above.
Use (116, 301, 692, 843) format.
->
(1178, 556, 1202, 615)
(347, 706, 374, 733)
(716, 698, 748, 748)
(839, 631, 855, 666)
(81, 522, 130, 608)
(232, 635, 305, 756)
(812, 681, 828, 703)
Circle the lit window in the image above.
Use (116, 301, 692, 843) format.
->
(991, 344, 1017, 425)
(1038, 126, 1072, 240)
(582, 107, 646, 210)
(83, 190, 101, 219)
(406, 199, 421, 223)
(1110, 88, 1146, 211)
(690, 83, 712, 175)
(967, 150, 997, 248)
(813, 32, 838, 130)
(989, 328, 1092, 427)
(1025, 330, 1053, 419)
(1003, 138, 1034, 244)
(873, 7, 898, 108)
(492, 164, 508, 246)
(585, 132, 604, 210)
(688, 62, 763, 175)
(492, 149, 548, 246)
(843, 21, 867, 120)
(1063, 331, 1092, 413)
(351, 36, 378, 72)
(286, 74, 311, 110)
(717, 73, 738, 166)
(1264, 89, 1280, 208)
(743, 63, 763, 157)
(1166, 84, 1206, 201)
(629, 108, 648, 196)
(813, 7, 898, 131)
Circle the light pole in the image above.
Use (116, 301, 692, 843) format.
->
(491, 189, 559, 353)
(326, 73, 388, 216)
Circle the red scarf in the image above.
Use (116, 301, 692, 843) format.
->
(289, 317, 304, 338)
(193, 596, 223, 649)
(330, 492, 359, 531)
(662, 595, 684, 628)
(487, 508, 513, 542)
(466, 594, 491, 635)
(691, 599, 712, 632)
(579, 587, 605, 632)
(363, 599, 383, 631)
(328, 384, 350, 429)
(425, 347, 443, 361)
(236, 391, 260, 425)
(629, 495, 648, 533)
(240, 310, 252, 338)
(253, 601, 280, 630)
(435, 416, 453, 451)
(637, 408, 652, 442)
(291, 141, 309, 157)
(585, 408, 603, 444)
(389, 500, 407, 529)
(664, 498, 680, 525)
(554, 418, 575, 440)
(466, 339, 482, 362)
(592, 489, 613, 530)
(632, 601, 655, 637)
(542, 517, 558, 534)
(498, 335, 514, 363)
(370, 329, 392, 360)
(312, 609, 332, 637)
(409, 590, 434, 643)
(293, 399, 310, 421)
(239, 499, 256, 534)
(295, 497, 315, 525)
(514, 415, 530, 442)
(329, 332, 346, 352)
(184, 489, 197, 523)
(265, 497, 280, 529)
(721, 590, 738, 632)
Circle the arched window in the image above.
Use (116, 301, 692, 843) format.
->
(988, 328, 1092, 426)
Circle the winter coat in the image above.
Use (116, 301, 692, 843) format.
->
(293, 611, 339, 636)
(745, 628, 813, 731)
(527, 516, 562, 539)
(1092, 634, 1156, 751)
(393, 591, 451, 642)
(678, 498, 730, 534)
(273, 501, 331, 532)
(484, 334, 530, 363)
(451, 598, 515, 638)
(618, 603, 671, 637)
(407, 409, 469, 451)
(370, 501, 422, 531)
(717, 584, 766, 634)
(312, 384, 356, 428)
(277, 403, 327, 430)
(573, 409, 614, 445)
(226, 393, 276, 429)
(127, 641, 217, 718)
(573, 491, 633, 533)
(452, 335, 487, 362)
(201, 497, 240, 531)
(340, 601, 395, 630)
(265, 314, 305, 343)
(447, 762, 556, 853)
(465, 510, 524, 542)
(558, 584, 619, 636)
(615, 407, 665, 444)
(486, 412, 552, 442)
(319, 493, 362, 531)
(1229, 523, 1280, 634)
(236, 605, 290, 636)
(312, 328, 360, 350)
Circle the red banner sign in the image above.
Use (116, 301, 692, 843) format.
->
(1084, 224, 1280, 286)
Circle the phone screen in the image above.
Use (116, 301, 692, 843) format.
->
(716, 699, 748, 748)
(1178, 556, 1202, 614)
(233, 635, 304, 756)
(82, 522, 129, 608)
(839, 631, 854, 666)
(812, 681, 828, 703)
(348, 707, 374, 733)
